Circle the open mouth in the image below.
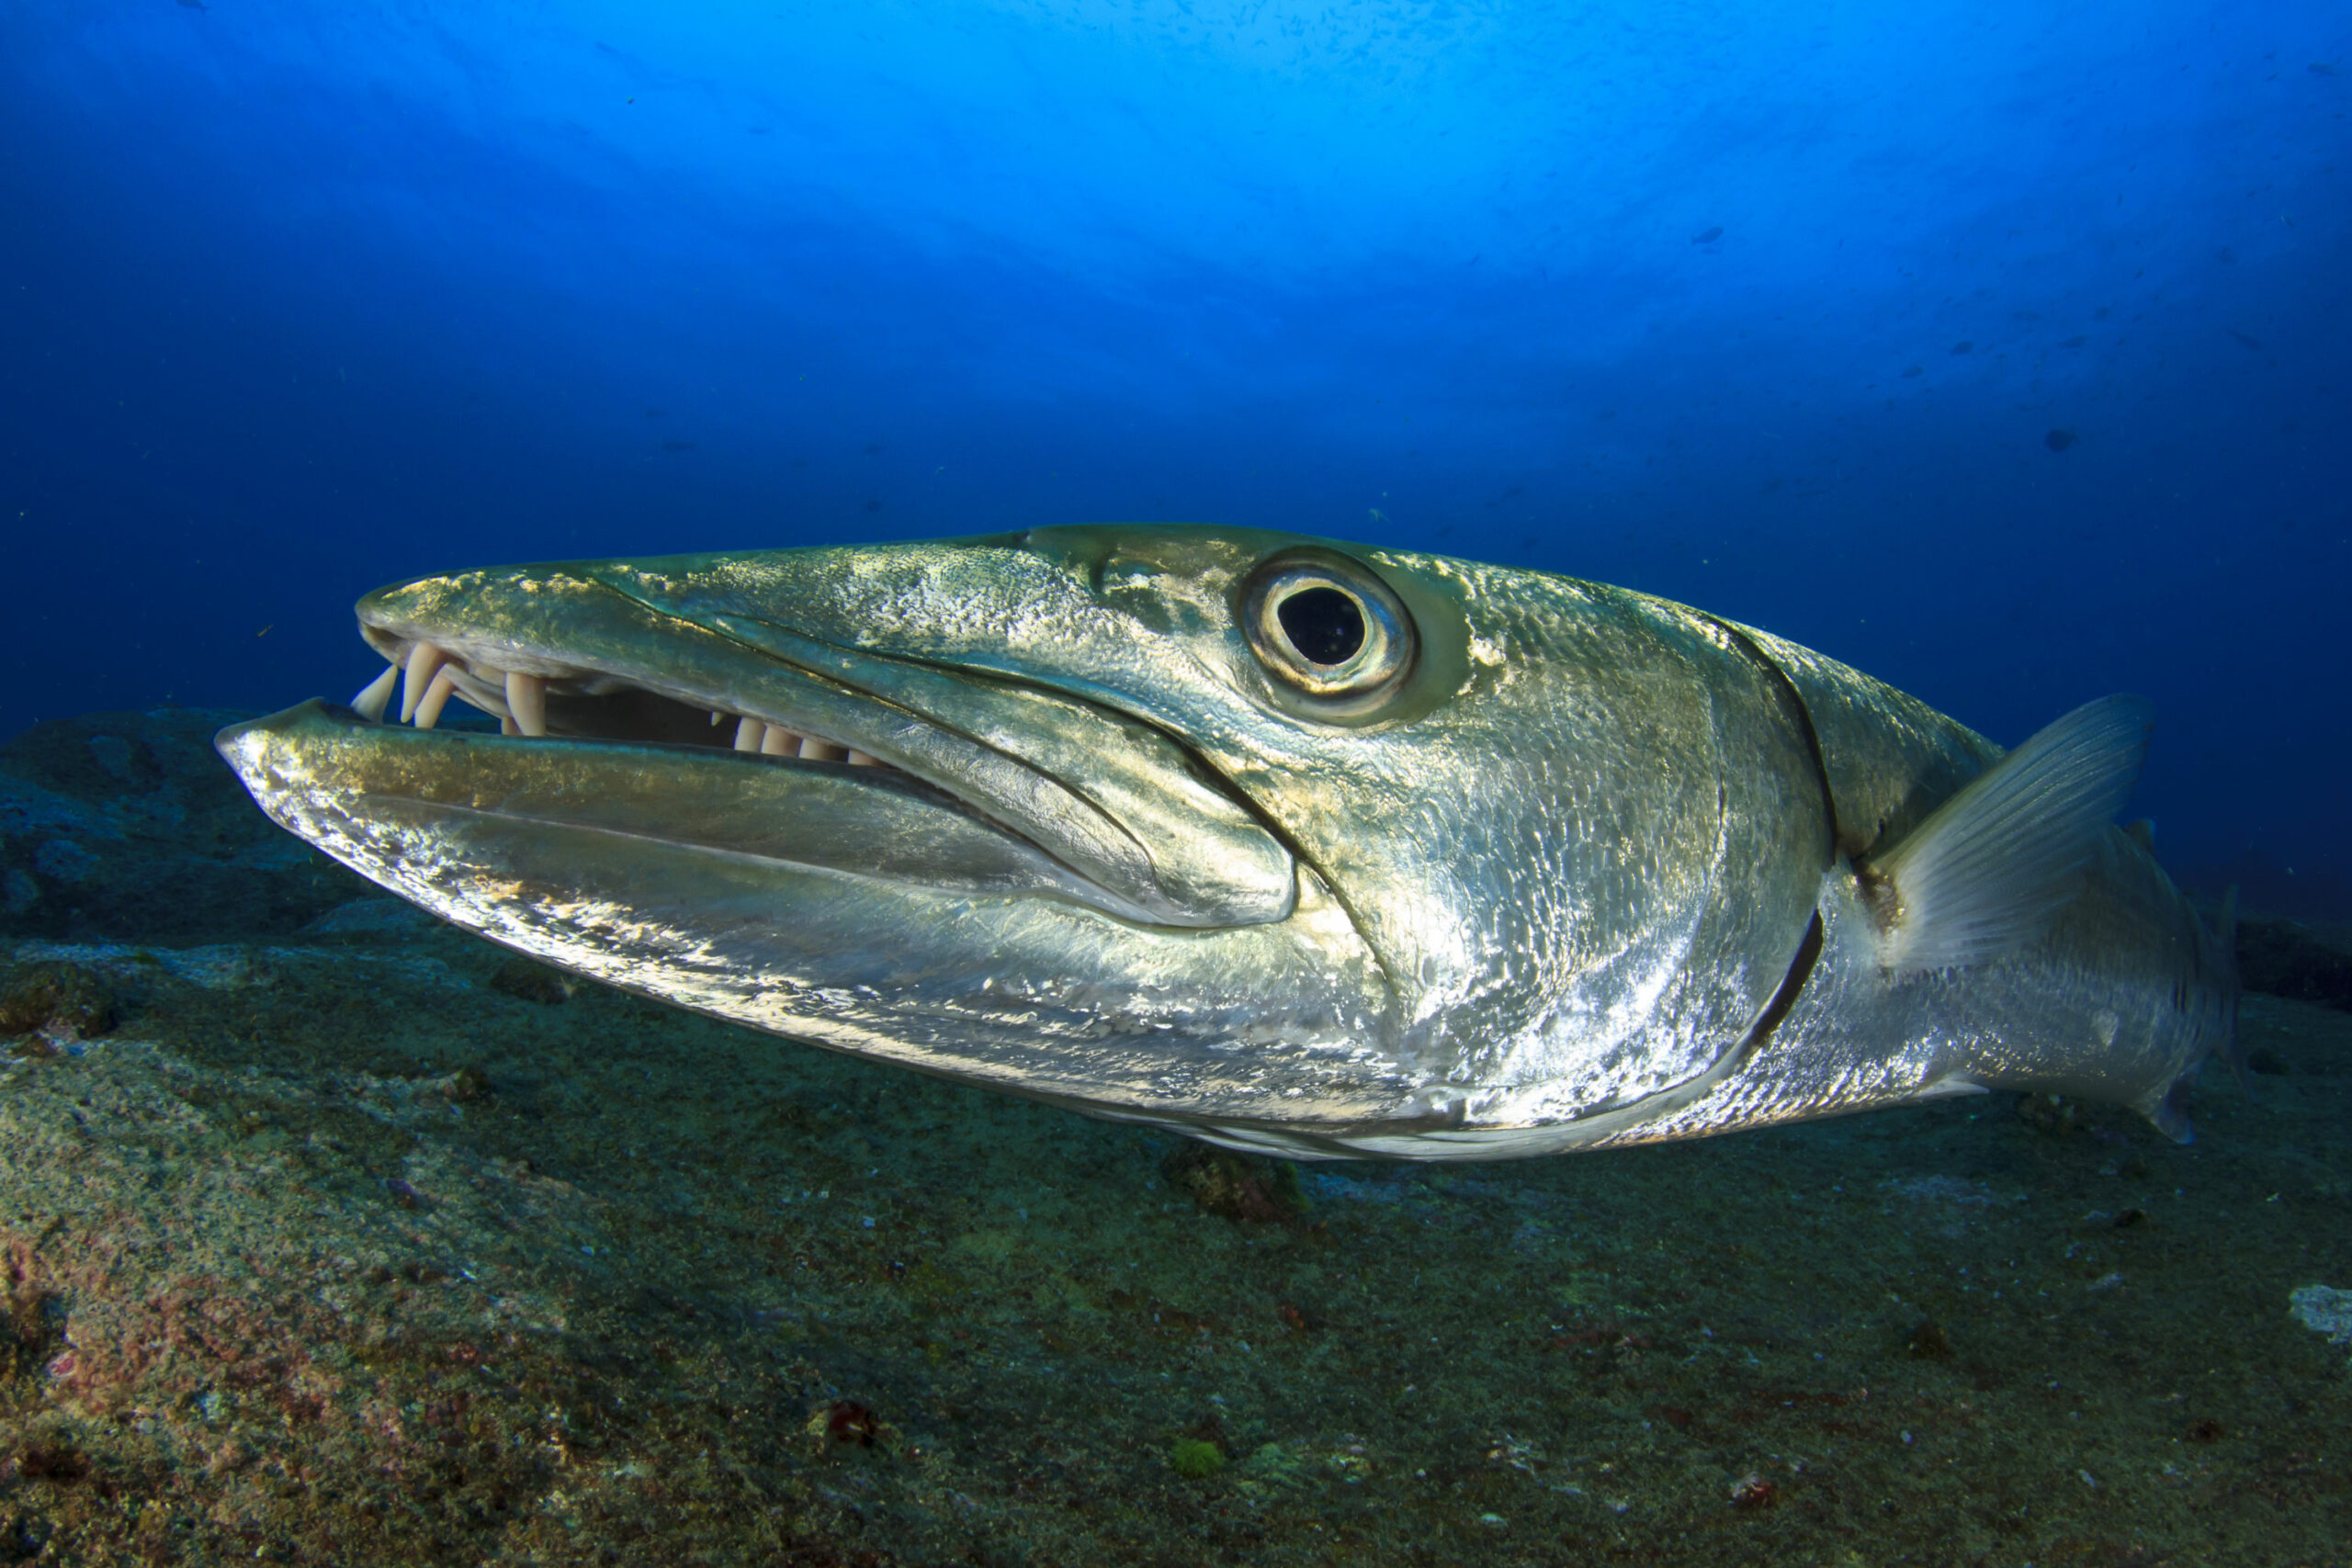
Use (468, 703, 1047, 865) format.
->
(345, 633, 903, 773)
(313, 566, 1297, 932)
(211, 545, 1409, 1142)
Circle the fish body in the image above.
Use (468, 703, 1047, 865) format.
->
(217, 526, 2238, 1158)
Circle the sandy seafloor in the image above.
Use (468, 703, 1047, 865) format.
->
(0, 708, 2346, 1568)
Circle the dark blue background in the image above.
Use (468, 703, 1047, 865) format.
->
(4, 1, 2346, 914)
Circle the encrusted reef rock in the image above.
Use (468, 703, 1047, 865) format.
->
(0, 963, 118, 1043)
(2236, 916, 2352, 1011)
(0, 707, 374, 942)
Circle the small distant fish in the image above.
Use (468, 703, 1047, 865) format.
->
(1951, 341, 1973, 355)
(1900, 365, 1924, 378)
(175, 0, 206, 9)
(2226, 328, 2263, 352)
(1691, 227, 1723, 244)
(2045, 428, 2078, 453)
(2311, 62, 2338, 76)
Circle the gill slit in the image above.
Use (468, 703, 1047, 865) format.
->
(1693, 612, 1840, 1062)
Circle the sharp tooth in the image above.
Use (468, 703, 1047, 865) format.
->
(760, 727, 798, 757)
(414, 667, 458, 729)
(846, 749, 878, 767)
(802, 739, 847, 762)
(351, 665, 398, 722)
(506, 671, 548, 737)
(401, 643, 447, 723)
(734, 716, 764, 752)
(711, 710, 728, 727)
(501, 716, 520, 736)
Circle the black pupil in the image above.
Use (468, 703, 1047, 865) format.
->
(1277, 586, 1367, 666)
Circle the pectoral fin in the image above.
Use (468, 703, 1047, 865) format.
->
(1861, 694, 2155, 972)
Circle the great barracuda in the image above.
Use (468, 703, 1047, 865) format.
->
(217, 527, 2240, 1159)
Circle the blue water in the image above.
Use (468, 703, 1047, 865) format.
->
(4, 1, 2346, 915)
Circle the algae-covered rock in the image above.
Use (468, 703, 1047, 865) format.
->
(1170, 1438, 1226, 1478)
(0, 962, 117, 1041)
(1159, 1143, 1307, 1224)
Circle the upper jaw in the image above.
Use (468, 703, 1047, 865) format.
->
(345, 559, 1297, 931)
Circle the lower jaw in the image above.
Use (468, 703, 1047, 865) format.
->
(217, 698, 1128, 914)
(222, 715, 1414, 1130)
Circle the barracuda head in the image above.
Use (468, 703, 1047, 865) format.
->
(218, 525, 1829, 1157)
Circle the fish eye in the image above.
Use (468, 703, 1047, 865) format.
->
(1241, 554, 1415, 703)
(1278, 587, 1363, 664)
